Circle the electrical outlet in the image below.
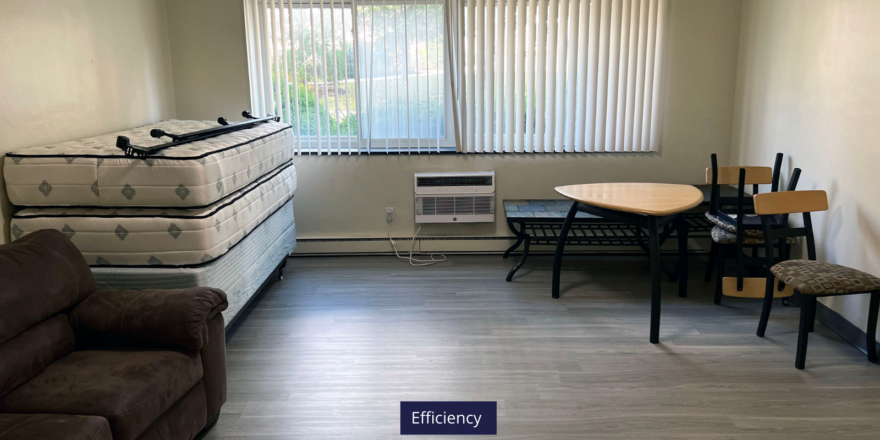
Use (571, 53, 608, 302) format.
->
(386, 207, 394, 223)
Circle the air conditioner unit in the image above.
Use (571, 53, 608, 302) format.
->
(414, 172, 495, 223)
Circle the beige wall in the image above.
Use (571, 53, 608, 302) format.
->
(166, 0, 744, 252)
(0, 0, 176, 243)
(731, 0, 880, 336)
(165, 0, 252, 121)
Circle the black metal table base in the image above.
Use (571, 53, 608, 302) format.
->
(550, 202, 690, 344)
(504, 212, 710, 284)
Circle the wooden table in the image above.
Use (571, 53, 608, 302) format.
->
(552, 183, 704, 344)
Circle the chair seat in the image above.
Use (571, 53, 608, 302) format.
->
(771, 260, 880, 295)
(0, 349, 203, 440)
(710, 226, 797, 245)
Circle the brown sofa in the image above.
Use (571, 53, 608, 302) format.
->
(0, 230, 227, 440)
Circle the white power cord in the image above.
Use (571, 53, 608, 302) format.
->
(388, 223, 447, 266)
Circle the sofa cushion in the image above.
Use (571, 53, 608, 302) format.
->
(135, 381, 207, 440)
(0, 229, 95, 345)
(0, 315, 75, 399)
(0, 349, 203, 440)
(0, 413, 111, 440)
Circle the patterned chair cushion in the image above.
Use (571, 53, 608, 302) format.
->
(771, 260, 880, 295)
(711, 226, 738, 244)
(705, 212, 762, 237)
(710, 226, 797, 245)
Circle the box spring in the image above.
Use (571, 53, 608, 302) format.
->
(90, 198, 296, 325)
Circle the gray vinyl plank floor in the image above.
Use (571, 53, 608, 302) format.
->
(202, 255, 880, 439)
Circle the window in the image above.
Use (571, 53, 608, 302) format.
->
(244, 0, 667, 154)
(356, 2, 449, 149)
(244, 0, 451, 154)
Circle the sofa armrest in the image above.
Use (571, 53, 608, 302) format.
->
(201, 314, 228, 420)
(69, 288, 227, 351)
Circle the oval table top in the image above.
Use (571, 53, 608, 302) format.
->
(555, 183, 704, 217)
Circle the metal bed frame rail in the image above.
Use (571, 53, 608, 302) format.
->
(116, 111, 281, 158)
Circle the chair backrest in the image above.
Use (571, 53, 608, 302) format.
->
(706, 152, 784, 215)
(754, 190, 828, 215)
(771, 151, 784, 192)
(705, 166, 774, 185)
(755, 190, 828, 262)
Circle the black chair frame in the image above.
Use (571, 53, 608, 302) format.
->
(756, 201, 880, 369)
(705, 153, 784, 284)
(707, 159, 801, 304)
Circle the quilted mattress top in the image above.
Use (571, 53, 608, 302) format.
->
(4, 119, 293, 208)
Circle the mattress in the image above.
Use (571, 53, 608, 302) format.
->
(91, 199, 296, 325)
(4, 119, 293, 208)
(11, 162, 296, 267)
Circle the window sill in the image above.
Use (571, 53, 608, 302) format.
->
(294, 148, 654, 155)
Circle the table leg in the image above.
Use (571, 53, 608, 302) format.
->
(502, 238, 522, 259)
(676, 216, 689, 298)
(506, 236, 530, 282)
(648, 216, 662, 344)
(552, 203, 579, 299)
(503, 220, 525, 260)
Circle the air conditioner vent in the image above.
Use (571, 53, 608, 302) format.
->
(417, 196, 495, 216)
(417, 176, 493, 187)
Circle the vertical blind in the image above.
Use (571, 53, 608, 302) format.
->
(244, 0, 448, 154)
(457, 0, 668, 153)
(244, 0, 668, 154)
(355, 0, 448, 153)
(244, 0, 357, 154)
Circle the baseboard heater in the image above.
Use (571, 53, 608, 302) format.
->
(294, 236, 708, 257)
(297, 236, 517, 243)
(296, 236, 711, 244)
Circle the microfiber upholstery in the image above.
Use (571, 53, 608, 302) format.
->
(0, 413, 111, 440)
(70, 288, 228, 351)
(0, 316, 75, 399)
(771, 260, 880, 295)
(135, 382, 207, 440)
(0, 230, 95, 345)
(0, 349, 203, 440)
(199, 316, 227, 420)
(0, 229, 226, 440)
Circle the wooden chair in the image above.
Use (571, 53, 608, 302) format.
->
(704, 153, 783, 283)
(706, 153, 784, 218)
(704, 153, 800, 304)
(754, 190, 880, 369)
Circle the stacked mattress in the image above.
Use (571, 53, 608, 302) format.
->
(5, 119, 297, 326)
